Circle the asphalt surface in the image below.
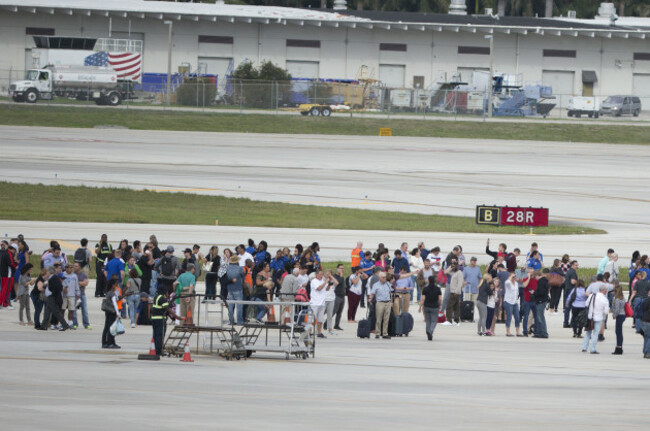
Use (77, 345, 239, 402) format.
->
(1, 125, 649, 265)
(1, 124, 649, 429)
(1, 283, 648, 430)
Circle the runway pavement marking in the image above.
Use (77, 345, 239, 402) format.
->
(152, 187, 222, 193)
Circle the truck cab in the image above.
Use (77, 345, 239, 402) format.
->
(9, 69, 53, 102)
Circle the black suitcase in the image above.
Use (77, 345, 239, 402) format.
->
(400, 312, 414, 336)
(461, 301, 475, 322)
(357, 319, 371, 338)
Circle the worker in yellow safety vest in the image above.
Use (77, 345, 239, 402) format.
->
(151, 286, 184, 356)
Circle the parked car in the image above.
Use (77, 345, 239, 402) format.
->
(599, 95, 641, 117)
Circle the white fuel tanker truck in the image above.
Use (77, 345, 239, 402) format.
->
(10, 65, 134, 106)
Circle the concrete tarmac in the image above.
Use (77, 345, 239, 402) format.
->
(1, 125, 650, 429)
(0, 284, 648, 430)
(1, 125, 649, 264)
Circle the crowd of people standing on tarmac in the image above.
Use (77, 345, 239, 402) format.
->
(1, 233, 650, 358)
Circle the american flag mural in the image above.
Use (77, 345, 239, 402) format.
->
(84, 52, 142, 82)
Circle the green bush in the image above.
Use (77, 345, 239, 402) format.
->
(231, 61, 292, 109)
(176, 78, 217, 106)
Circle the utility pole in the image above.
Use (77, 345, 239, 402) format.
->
(487, 35, 494, 118)
(164, 20, 173, 106)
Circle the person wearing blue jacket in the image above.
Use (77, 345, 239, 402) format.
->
(254, 240, 271, 266)
(359, 251, 375, 308)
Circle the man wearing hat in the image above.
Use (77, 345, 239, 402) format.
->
(154, 246, 181, 294)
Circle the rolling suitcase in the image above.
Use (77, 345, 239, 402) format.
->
(461, 300, 475, 322)
(393, 313, 404, 336)
(357, 319, 371, 338)
(399, 312, 414, 336)
(357, 304, 374, 338)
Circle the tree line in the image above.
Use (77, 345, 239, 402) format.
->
(174, 1, 649, 18)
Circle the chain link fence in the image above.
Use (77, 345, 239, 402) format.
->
(1, 68, 647, 121)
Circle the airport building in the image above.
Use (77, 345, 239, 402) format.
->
(1, 0, 649, 105)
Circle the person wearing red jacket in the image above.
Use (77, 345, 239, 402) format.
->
(0, 240, 18, 309)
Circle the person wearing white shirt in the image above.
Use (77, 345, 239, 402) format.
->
(426, 247, 443, 273)
(322, 270, 338, 336)
(238, 253, 253, 267)
(582, 286, 610, 354)
(409, 248, 424, 303)
(504, 273, 523, 337)
(347, 267, 364, 322)
(310, 271, 331, 338)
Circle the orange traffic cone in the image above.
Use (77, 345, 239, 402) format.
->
(148, 338, 156, 355)
(180, 342, 193, 362)
(267, 304, 276, 323)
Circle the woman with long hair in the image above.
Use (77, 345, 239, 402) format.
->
(504, 272, 522, 337)
(218, 248, 233, 300)
(299, 249, 315, 274)
(611, 283, 626, 355)
(17, 263, 35, 326)
(560, 254, 571, 274)
(203, 246, 220, 301)
(102, 278, 120, 349)
(374, 249, 390, 270)
(476, 273, 492, 336)
(548, 258, 564, 314)
(31, 268, 48, 330)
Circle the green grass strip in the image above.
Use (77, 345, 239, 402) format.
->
(0, 105, 648, 145)
(1, 182, 603, 235)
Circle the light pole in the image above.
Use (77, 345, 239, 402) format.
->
(164, 20, 173, 106)
(486, 34, 494, 118)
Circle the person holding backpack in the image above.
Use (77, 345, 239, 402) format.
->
(73, 238, 93, 275)
(154, 246, 181, 294)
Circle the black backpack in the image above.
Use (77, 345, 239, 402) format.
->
(160, 256, 174, 277)
(73, 248, 88, 267)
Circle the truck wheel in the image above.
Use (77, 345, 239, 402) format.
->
(25, 89, 38, 104)
(309, 106, 320, 116)
(633, 110, 640, 117)
(107, 92, 122, 106)
(320, 107, 331, 117)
